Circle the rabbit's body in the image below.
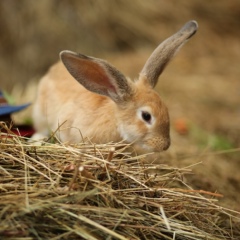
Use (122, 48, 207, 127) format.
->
(32, 21, 198, 152)
(33, 62, 119, 143)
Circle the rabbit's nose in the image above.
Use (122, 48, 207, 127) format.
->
(162, 138, 170, 151)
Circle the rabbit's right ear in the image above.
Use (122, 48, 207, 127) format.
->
(140, 20, 198, 88)
(60, 51, 133, 103)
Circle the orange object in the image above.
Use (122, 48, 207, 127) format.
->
(174, 118, 189, 135)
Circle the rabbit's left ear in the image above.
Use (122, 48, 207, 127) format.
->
(139, 20, 198, 88)
(60, 51, 133, 103)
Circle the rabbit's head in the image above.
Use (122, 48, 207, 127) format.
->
(60, 21, 198, 152)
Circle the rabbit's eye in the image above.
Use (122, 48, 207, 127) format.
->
(141, 111, 152, 123)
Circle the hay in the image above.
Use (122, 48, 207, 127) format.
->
(0, 122, 240, 240)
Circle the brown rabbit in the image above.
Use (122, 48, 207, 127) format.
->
(31, 20, 198, 152)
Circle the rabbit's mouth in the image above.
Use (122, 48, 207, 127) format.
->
(135, 137, 170, 152)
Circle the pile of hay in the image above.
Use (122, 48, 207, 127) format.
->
(0, 122, 240, 239)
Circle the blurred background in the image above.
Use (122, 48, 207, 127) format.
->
(0, 0, 240, 209)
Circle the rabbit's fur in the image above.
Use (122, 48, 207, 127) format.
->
(32, 21, 198, 152)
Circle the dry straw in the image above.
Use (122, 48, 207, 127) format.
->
(0, 122, 239, 239)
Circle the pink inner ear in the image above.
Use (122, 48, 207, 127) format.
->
(67, 56, 117, 95)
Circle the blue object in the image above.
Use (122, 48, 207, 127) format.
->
(0, 91, 31, 116)
(0, 103, 31, 116)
